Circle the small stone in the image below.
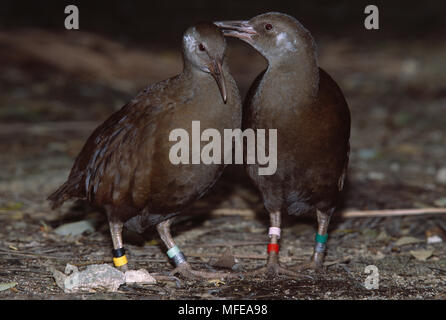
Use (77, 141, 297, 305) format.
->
(51, 264, 125, 293)
(53, 220, 95, 236)
(124, 269, 156, 285)
(427, 235, 443, 244)
(211, 248, 236, 270)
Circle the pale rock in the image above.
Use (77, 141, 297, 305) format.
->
(124, 269, 156, 285)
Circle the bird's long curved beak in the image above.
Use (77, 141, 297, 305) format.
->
(209, 59, 227, 103)
(214, 20, 257, 43)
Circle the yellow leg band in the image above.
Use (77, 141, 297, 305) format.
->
(113, 255, 128, 267)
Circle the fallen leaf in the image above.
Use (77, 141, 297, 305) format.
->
(10, 212, 24, 220)
(0, 282, 17, 292)
(362, 229, 379, 238)
(410, 249, 434, 261)
(394, 236, 423, 246)
(376, 230, 389, 241)
(0, 202, 23, 211)
(393, 143, 421, 155)
(145, 240, 159, 246)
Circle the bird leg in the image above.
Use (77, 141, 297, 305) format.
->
(109, 219, 179, 284)
(156, 218, 237, 280)
(245, 211, 301, 278)
(292, 209, 331, 271)
(109, 220, 129, 272)
(312, 209, 331, 268)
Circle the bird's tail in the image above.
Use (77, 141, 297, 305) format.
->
(47, 175, 82, 209)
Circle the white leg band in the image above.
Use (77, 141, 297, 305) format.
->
(268, 227, 281, 239)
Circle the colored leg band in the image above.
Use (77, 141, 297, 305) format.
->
(268, 227, 281, 239)
(267, 243, 279, 253)
(171, 252, 187, 267)
(167, 245, 187, 266)
(315, 233, 328, 244)
(315, 242, 326, 253)
(113, 255, 128, 267)
(167, 245, 181, 258)
(112, 247, 128, 267)
(112, 247, 126, 258)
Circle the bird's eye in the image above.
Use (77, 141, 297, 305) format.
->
(265, 23, 273, 31)
(198, 43, 205, 51)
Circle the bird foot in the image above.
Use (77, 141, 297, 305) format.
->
(169, 262, 237, 280)
(293, 255, 352, 271)
(291, 251, 326, 271)
(245, 262, 302, 279)
(291, 260, 323, 272)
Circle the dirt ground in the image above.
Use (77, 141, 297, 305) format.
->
(0, 28, 445, 300)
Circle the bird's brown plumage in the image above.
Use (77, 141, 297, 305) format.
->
(49, 23, 242, 232)
(245, 67, 350, 216)
(216, 12, 350, 275)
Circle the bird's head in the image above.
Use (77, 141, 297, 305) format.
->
(215, 12, 316, 64)
(182, 22, 228, 103)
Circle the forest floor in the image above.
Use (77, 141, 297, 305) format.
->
(0, 29, 445, 299)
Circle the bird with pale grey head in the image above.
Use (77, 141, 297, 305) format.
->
(48, 22, 242, 280)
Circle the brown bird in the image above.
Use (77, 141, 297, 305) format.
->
(48, 22, 242, 280)
(215, 12, 350, 276)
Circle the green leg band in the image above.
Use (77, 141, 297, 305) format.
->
(315, 233, 328, 244)
(167, 245, 181, 258)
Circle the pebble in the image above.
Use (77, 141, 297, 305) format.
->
(53, 220, 95, 236)
(52, 264, 124, 293)
(427, 235, 443, 244)
(124, 269, 156, 285)
(51, 264, 157, 293)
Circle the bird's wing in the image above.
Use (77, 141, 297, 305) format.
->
(48, 91, 174, 209)
(83, 98, 174, 206)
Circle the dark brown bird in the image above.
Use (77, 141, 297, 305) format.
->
(48, 22, 242, 279)
(215, 12, 350, 276)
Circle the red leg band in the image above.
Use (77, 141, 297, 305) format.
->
(267, 243, 279, 253)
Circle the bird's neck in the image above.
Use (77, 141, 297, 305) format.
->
(265, 51, 319, 101)
(182, 59, 232, 84)
(182, 61, 202, 78)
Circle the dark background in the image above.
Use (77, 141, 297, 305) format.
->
(1, 0, 445, 44)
